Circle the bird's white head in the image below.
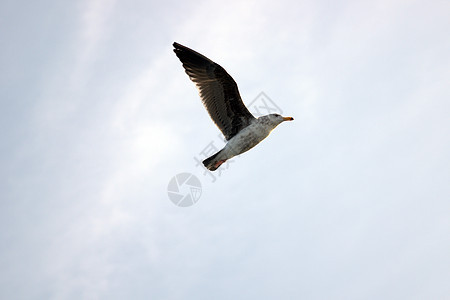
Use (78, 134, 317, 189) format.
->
(263, 113, 294, 126)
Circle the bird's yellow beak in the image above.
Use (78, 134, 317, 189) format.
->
(283, 117, 294, 121)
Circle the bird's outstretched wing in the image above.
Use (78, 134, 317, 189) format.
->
(173, 42, 255, 140)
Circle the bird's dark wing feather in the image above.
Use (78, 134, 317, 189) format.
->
(173, 42, 255, 140)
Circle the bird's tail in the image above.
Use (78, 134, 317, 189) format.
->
(202, 150, 225, 171)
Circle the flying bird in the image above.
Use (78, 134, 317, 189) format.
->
(173, 42, 294, 171)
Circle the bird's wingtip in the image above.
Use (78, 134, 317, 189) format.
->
(173, 42, 183, 49)
(173, 42, 182, 54)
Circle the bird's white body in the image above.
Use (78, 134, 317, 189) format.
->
(222, 119, 274, 158)
(204, 115, 289, 170)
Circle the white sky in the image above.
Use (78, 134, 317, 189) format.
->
(1, 0, 449, 299)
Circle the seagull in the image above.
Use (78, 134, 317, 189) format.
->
(173, 42, 294, 171)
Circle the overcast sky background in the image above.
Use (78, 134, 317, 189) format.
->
(1, 0, 449, 299)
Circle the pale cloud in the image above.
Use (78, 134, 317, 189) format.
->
(74, 0, 116, 86)
(33, 0, 116, 130)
